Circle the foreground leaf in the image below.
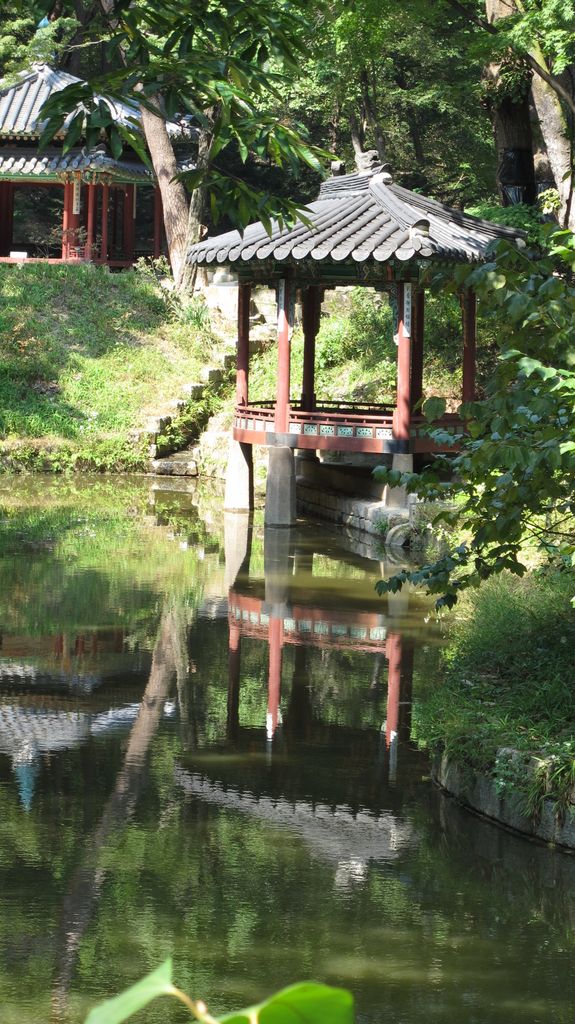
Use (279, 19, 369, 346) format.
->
(85, 959, 175, 1024)
(220, 982, 354, 1024)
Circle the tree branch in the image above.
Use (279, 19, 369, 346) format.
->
(444, 0, 575, 118)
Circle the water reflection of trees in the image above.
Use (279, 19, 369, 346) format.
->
(0, 499, 574, 1024)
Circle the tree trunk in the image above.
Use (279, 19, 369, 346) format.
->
(530, 70, 574, 228)
(485, 0, 536, 205)
(180, 128, 213, 294)
(139, 99, 190, 286)
(97, 1, 190, 286)
(52, 606, 188, 1017)
(360, 68, 386, 162)
(349, 109, 366, 169)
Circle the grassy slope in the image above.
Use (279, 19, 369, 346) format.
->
(413, 571, 575, 812)
(0, 263, 210, 470)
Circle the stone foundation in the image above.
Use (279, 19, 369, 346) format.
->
(296, 481, 409, 540)
(433, 754, 575, 852)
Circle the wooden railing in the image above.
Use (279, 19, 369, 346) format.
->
(233, 401, 461, 453)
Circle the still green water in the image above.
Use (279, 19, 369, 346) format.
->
(0, 477, 573, 1024)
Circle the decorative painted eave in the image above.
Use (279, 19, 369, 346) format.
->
(188, 164, 525, 271)
(0, 63, 193, 141)
(0, 146, 152, 183)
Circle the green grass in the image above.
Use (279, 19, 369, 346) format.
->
(0, 263, 214, 470)
(413, 570, 575, 813)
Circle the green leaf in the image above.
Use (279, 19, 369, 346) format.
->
(220, 983, 354, 1024)
(422, 396, 447, 422)
(85, 960, 175, 1024)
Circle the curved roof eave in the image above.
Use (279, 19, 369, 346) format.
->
(188, 165, 526, 274)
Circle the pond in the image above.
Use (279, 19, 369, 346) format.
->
(0, 476, 573, 1024)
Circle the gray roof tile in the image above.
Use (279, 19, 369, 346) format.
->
(188, 165, 525, 270)
(0, 146, 151, 181)
(0, 62, 189, 140)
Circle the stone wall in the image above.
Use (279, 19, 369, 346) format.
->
(433, 754, 575, 852)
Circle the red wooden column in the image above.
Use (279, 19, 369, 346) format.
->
(275, 276, 292, 433)
(301, 286, 321, 411)
(68, 179, 82, 257)
(123, 185, 135, 263)
(85, 184, 96, 260)
(410, 286, 425, 413)
(385, 632, 402, 752)
(61, 182, 70, 258)
(227, 621, 241, 743)
(236, 283, 251, 406)
(153, 186, 163, 258)
(267, 616, 284, 740)
(0, 183, 15, 254)
(392, 281, 413, 452)
(100, 184, 109, 263)
(462, 289, 477, 404)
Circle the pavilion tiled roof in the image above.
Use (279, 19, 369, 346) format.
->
(0, 62, 189, 140)
(188, 165, 525, 269)
(0, 146, 152, 182)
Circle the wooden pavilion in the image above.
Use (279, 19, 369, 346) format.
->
(0, 63, 190, 265)
(188, 158, 524, 526)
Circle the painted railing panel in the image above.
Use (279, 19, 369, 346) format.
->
(232, 401, 461, 453)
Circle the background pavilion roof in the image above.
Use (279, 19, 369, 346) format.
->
(0, 146, 152, 182)
(0, 62, 189, 141)
(188, 165, 525, 270)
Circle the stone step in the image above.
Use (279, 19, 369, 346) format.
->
(200, 365, 223, 385)
(150, 454, 198, 477)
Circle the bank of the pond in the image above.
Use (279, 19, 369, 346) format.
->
(0, 263, 229, 473)
(413, 571, 575, 850)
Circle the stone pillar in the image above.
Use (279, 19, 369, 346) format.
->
(265, 446, 296, 527)
(462, 289, 477, 404)
(224, 440, 253, 512)
(224, 512, 252, 589)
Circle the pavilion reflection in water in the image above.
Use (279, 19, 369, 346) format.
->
(224, 518, 417, 784)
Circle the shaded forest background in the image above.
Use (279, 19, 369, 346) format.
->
(1, 0, 574, 253)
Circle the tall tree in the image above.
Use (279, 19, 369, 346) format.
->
(12, 0, 327, 288)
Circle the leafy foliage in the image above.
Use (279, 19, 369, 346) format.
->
(85, 962, 354, 1024)
(376, 225, 575, 607)
(17, 0, 329, 232)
